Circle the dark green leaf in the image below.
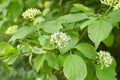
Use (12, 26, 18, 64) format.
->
(103, 34, 114, 47)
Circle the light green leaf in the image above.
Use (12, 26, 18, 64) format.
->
(0, 21, 4, 29)
(42, 21, 63, 33)
(95, 58, 117, 80)
(0, 0, 10, 11)
(63, 54, 87, 80)
(59, 31, 79, 53)
(38, 35, 56, 50)
(107, 10, 120, 22)
(88, 20, 113, 48)
(0, 42, 18, 56)
(103, 34, 114, 47)
(33, 54, 45, 72)
(57, 13, 88, 23)
(75, 43, 97, 60)
(3, 56, 17, 65)
(9, 26, 36, 42)
(80, 17, 96, 30)
(31, 47, 46, 54)
(45, 53, 60, 70)
(17, 44, 31, 53)
(73, 3, 90, 12)
(8, 0, 23, 19)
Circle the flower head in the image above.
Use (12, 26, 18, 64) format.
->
(22, 8, 41, 20)
(5, 25, 18, 35)
(113, 0, 120, 10)
(50, 32, 71, 48)
(100, 0, 118, 6)
(97, 50, 112, 69)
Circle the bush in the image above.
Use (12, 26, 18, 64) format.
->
(0, 0, 120, 80)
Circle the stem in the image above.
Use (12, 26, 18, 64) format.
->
(79, 28, 87, 41)
(59, 0, 63, 6)
(37, 27, 41, 37)
(103, 6, 112, 16)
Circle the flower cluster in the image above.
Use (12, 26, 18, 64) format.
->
(100, 0, 118, 6)
(113, 0, 120, 10)
(97, 50, 112, 69)
(5, 25, 18, 35)
(50, 32, 71, 48)
(22, 8, 41, 20)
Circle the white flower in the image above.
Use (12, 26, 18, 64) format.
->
(100, 0, 118, 6)
(50, 32, 71, 48)
(22, 8, 41, 20)
(97, 50, 112, 69)
(5, 25, 18, 35)
(113, 0, 120, 10)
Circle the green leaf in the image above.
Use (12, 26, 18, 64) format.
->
(63, 54, 87, 80)
(42, 21, 63, 33)
(8, 0, 23, 19)
(31, 47, 46, 54)
(17, 44, 31, 53)
(33, 54, 45, 72)
(73, 3, 90, 12)
(3, 56, 17, 65)
(95, 58, 117, 80)
(107, 10, 120, 22)
(0, 21, 4, 29)
(0, 0, 10, 12)
(47, 74, 58, 80)
(9, 26, 36, 42)
(59, 31, 79, 53)
(38, 35, 56, 50)
(57, 13, 88, 23)
(0, 42, 18, 56)
(103, 34, 114, 47)
(45, 53, 60, 70)
(85, 63, 97, 80)
(80, 17, 96, 30)
(75, 43, 97, 60)
(88, 20, 113, 48)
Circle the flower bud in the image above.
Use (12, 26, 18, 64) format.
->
(5, 25, 18, 35)
(97, 50, 112, 69)
(100, 0, 118, 6)
(22, 8, 41, 20)
(50, 32, 71, 48)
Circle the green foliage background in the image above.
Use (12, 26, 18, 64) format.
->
(0, 0, 120, 80)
